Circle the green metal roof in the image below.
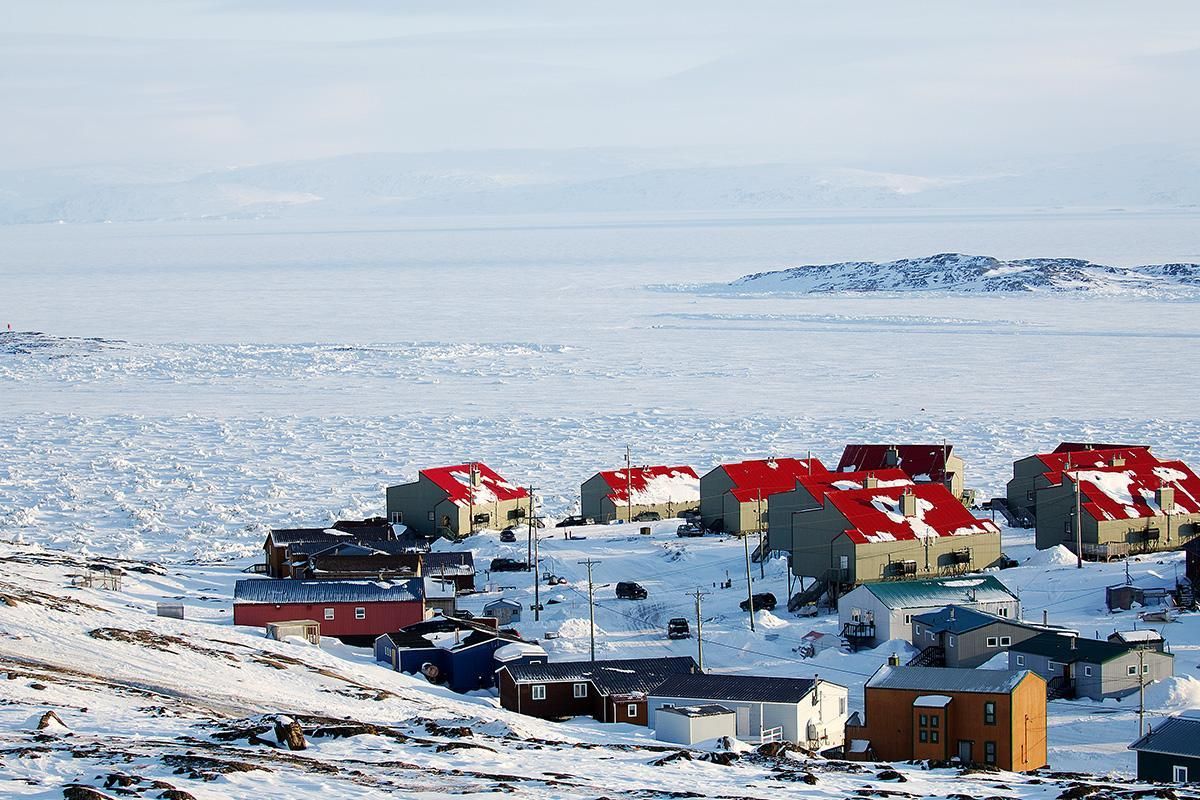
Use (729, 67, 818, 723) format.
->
(859, 575, 1018, 609)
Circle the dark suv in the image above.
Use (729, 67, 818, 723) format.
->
(556, 515, 596, 528)
(632, 511, 662, 522)
(615, 581, 648, 600)
(489, 557, 529, 572)
(667, 618, 690, 639)
(740, 592, 777, 611)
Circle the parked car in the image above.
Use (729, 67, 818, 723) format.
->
(499, 528, 517, 543)
(679, 508, 701, 521)
(615, 581, 648, 600)
(556, 515, 596, 528)
(490, 558, 529, 572)
(676, 523, 704, 537)
(632, 511, 661, 522)
(667, 618, 691, 639)
(740, 592, 777, 612)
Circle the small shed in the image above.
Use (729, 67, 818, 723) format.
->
(267, 619, 321, 645)
(1109, 629, 1166, 652)
(654, 704, 736, 745)
(484, 598, 522, 625)
(156, 602, 185, 619)
(797, 630, 838, 658)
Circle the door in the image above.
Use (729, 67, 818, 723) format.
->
(735, 706, 750, 736)
(957, 740, 973, 763)
(1174, 765, 1189, 783)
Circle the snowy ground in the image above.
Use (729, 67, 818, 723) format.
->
(3, 211, 1200, 794)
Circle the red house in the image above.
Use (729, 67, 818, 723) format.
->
(233, 578, 425, 644)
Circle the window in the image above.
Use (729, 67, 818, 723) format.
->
(1016, 655, 1025, 666)
(914, 625, 922, 636)
(1128, 665, 1138, 676)
(928, 631, 936, 641)
(1000, 636, 1012, 647)
(1084, 666, 1093, 677)
(948, 636, 956, 649)
(1174, 765, 1189, 783)
(919, 729, 928, 743)
(999, 607, 1010, 618)
(427, 511, 435, 522)
(985, 741, 997, 765)
(930, 730, 939, 743)
(1143, 664, 1151, 675)
(930, 715, 939, 728)
(390, 511, 403, 524)
(1064, 519, 1073, 534)
(324, 607, 335, 620)
(531, 684, 546, 701)
(919, 714, 928, 726)
(1027, 490, 1035, 502)
(905, 614, 913, 625)
(573, 682, 588, 698)
(986, 637, 998, 648)
(839, 697, 847, 715)
(355, 607, 366, 620)
(627, 703, 638, 717)
(984, 702, 996, 725)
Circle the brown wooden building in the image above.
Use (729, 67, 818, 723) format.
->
(845, 665, 1046, 770)
(497, 657, 699, 725)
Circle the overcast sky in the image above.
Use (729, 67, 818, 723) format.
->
(4, 1, 1199, 172)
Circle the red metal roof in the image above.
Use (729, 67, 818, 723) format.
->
(596, 465, 700, 505)
(823, 483, 999, 545)
(837, 444, 956, 483)
(796, 468, 913, 502)
(1055, 460, 1200, 522)
(1036, 447, 1159, 478)
(718, 457, 828, 503)
(420, 463, 528, 507)
(1052, 442, 1149, 455)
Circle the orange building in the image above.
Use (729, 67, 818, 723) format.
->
(845, 665, 1046, 770)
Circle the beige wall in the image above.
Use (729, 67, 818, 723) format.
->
(387, 475, 528, 539)
(1035, 478, 1200, 553)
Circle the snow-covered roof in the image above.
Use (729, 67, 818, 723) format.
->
(493, 641, 547, 662)
(595, 465, 700, 506)
(421, 463, 528, 507)
(711, 457, 829, 503)
(837, 444, 956, 483)
(824, 483, 999, 544)
(857, 575, 1018, 609)
(1057, 460, 1200, 522)
(658, 703, 734, 718)
(868, 665, 1032, 694)
(1110, 629, 1163, 643)
(799, 468, 912, 500)
(913, 694, 953, 708)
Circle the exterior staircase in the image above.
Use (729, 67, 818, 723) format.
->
(906, 645, 945, 668)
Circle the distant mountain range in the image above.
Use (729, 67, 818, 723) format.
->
(728, 254, 1200, 296)
(2, 144, 1199, 223)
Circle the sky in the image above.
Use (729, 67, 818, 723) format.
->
(3, 1, 1200, 172)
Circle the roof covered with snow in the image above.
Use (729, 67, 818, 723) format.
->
(837, 444, 956, 483)
(824, 483, 999, 545)
(658, 703, 735, 718)
(797, 468, 913, 501)
(502, 656, 698, 695)
(857, 575, 1018, 609)
(594, 465, 700, 506)
(1058, 460, 1200, 522)
(1034, 446, 1158, 476)
(712, 457, 829, 503)
(420, 463, 528, 507)
(867, 665, 1033, 694)
(234, 578, 424, 604)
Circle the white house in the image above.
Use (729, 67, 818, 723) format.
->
(654, 704, 737, 745)
(837, 575, 1020, 647)
(648, 673, 847, 748)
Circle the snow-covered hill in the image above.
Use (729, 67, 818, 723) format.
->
(729, 253, 1200, 296)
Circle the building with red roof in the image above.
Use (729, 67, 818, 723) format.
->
(766, 468, 913, 552)
(837, 444, 969, 503)
(1006, 443, 1156, 520)
(386, 463, 530, 539)
(785, 482, 1001, 586)
(580, 465, 700, 523)
(699, 457, 827, 534)
(1023, 453, 1200, 556)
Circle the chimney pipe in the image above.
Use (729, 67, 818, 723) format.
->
(1043, 610, 1048, 626)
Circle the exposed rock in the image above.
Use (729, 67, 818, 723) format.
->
(157, 791, 198, 800)
(37, 710, 69, 731)
(62, 786, 115, 800)
(651, 750, 693, 766)
(875, 769, 907, 782)
(273, 715, 306, 751)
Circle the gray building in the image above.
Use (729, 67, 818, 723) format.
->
(1129, 715, 1200, 784)
(1006, 444, 1149, 519)
(483, 597, 522, 626)
(699, 457, 826, 535)
(838, 576, 1021, 647)
(836, 443, 969, 504)
(386, 463, 530, 539)
(653, 704, 737, 745)
(911, 606, 1068, 668)
(1008, 632, 1174, 701)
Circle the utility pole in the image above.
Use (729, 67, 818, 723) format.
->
(526, 485, 535, 566)
(467, 462, 478, 537)
(529, 486, 542, 622)
(1138, 648, 1146, 737)
(1070, 454, 1083, 569)
(757, 489, 765, 579)
(625, 444, 633, 523)
(743, 529, 756, 632)
(578, 558, 601, 661)
(688, 588, 709, 671)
